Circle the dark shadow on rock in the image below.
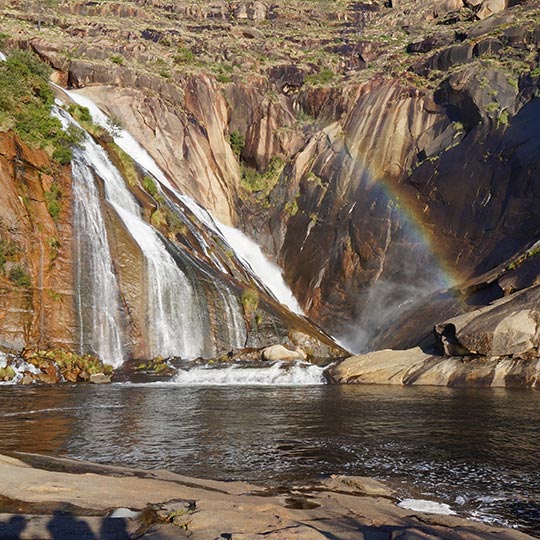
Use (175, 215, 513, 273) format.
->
(300, 516, 404, 540)
(47, 511, 96, 540)
(0, 515, 27, 540)
(100, 518, 130, 540)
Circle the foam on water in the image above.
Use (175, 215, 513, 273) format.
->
(122, 362, 326, 386)
(398, 499, 457, 515)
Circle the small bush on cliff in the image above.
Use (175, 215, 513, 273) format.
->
(110, 55, 125, 65)
(0, 239, 19, 271)
(68, 104, 92, 124)
(305, 68, 334, 86)
(44, 183, 62, 220)
(174, 47, 195, 65)
(241, 288, 259, 314)
(241, 157, 285, 196)
(142, 176, 158, 196)
(8, 265, 31, 287)
(229, 131, 244, 157)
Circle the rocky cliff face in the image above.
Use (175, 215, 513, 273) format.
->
(1, 0, 540, 366)
(0, 133, 77, 352)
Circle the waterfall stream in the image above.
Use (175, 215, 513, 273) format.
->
(57, 88, 303, 315)
(70, 156, 125, 366)
(55, 106, 205, 360)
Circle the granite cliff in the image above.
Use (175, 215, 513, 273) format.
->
(0, 0, 539, 382)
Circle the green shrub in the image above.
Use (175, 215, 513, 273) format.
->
(497, 109, 509, 127)
(0, 366, 15, 381)
(110, 55, 124, 65)
(9, 265, 31, 287)
(229, 131, 244, 157)
(174, 47, 195, 65)
(67, 103, 92, 124)
(52, 147, 72, 165)
(284, 199, 298, 216)
(45, 183, 62, 220)
(305, 68, 334, 86)
(0, 239, 18, 271)
(0, 51, 84, 161)
(240, 157, 284, 195)
(142, 176, 158, 196)
(241, 288, 259, 314)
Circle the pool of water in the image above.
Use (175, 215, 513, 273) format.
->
(0, 383, 539, 534)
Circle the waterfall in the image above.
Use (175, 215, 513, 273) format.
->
(56, 88, 303, 315)
(71, 156, 125, 366)
(53, 106, 125, 366)
(55, 106, 205, 359)
(216, 224, 303, 314)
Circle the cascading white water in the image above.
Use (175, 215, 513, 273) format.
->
(216, 224, 303, 314)
(53, 106, 125, 366)
(71, 156, 125, 366)
(171, 361, 325, 386)
(55, 106, 205, 359)
(57, 88, 304, 314)
(215, 283, 247, 348)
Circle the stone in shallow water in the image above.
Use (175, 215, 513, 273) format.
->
(89, 373, 112, 384)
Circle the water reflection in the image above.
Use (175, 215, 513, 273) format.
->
(0, 384, 539, 533)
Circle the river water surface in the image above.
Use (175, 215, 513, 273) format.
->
(1, 383, 539, 535)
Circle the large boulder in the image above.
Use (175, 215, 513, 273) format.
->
(262, 344, 307, 361)
(434, 285, 540, 357)
(327, 348, 433, 384)
(477, 0, 507, 20)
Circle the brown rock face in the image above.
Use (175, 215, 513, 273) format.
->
(69, 77, 240, 226)
(0, 133, 77, 352)
(7, 0, 537, 359)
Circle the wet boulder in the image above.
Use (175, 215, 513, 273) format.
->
(90, 372, 112, 384)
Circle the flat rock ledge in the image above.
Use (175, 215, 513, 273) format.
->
(327, 348, 540, 388)
(0, 453, 535, 540)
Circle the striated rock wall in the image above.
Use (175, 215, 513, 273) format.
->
(0, 133, 77, 352)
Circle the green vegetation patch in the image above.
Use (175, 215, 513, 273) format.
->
(142, 175, 158, 196)
(0, 366, 15, 381)
(241, 287, 259, 315)
(8, 265, 31, 287)
(44, 182, 62, 220)
(0, 51, 83, 163)
(241, 157, 285, 198)
(0, 239, 19, 271)
(26, 349, 113, 379)
(229, 131, 244, 157)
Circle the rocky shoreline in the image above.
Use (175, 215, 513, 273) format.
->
(0, 453, 535, 540)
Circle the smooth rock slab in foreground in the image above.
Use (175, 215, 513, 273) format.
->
(0, 453, 536, 540)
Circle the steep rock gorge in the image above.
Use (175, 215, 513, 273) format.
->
(2, 0, 540, 359)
